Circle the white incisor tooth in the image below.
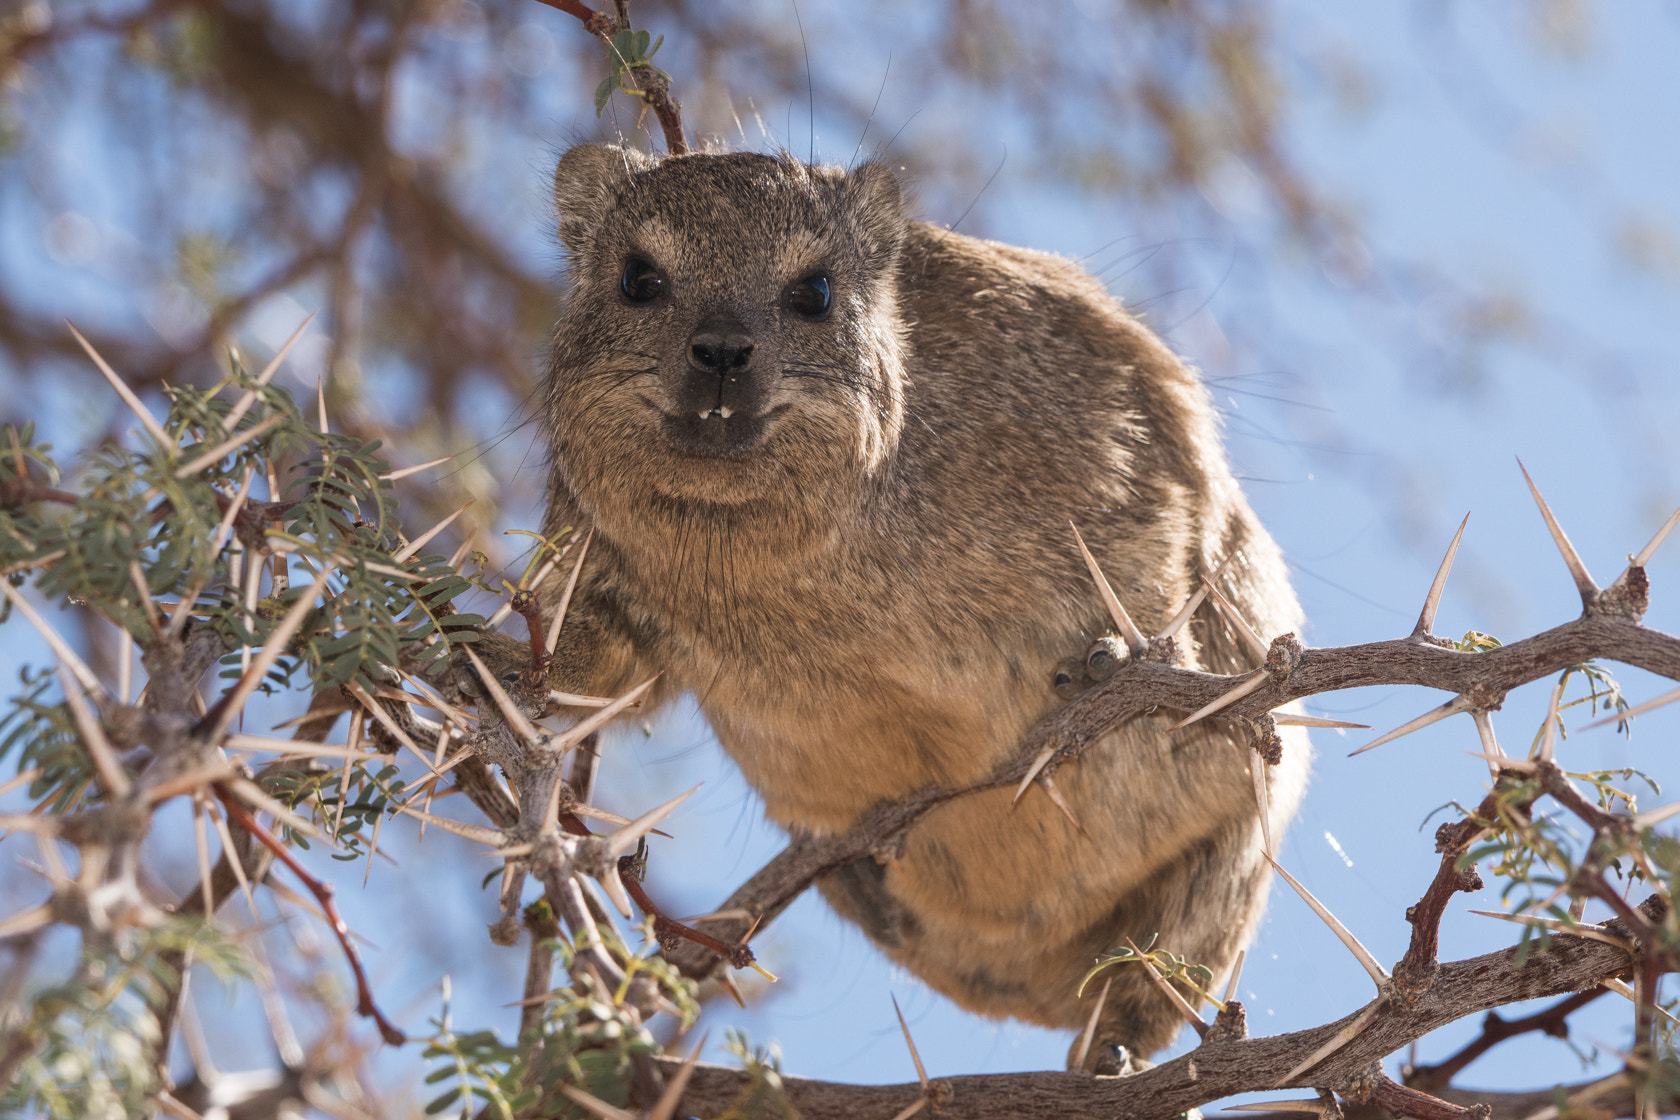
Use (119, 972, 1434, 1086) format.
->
(698, 409, 711, 419)
(719, 406, 733, 419)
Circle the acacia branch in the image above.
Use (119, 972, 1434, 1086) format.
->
(651, 907, 1666, 1118)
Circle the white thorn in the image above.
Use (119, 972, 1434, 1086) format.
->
(556, 1084, 636, 1120)
(1580, 684, 1680, 732)
(1536, 677, 1564, 763)
(1349, 695, 1473, 757)
(1472, 709, 1504, 783)
(1200, 576, 1271, 664)
(67, 321, 173, 450)
(648, 1032, 708, 1120)
(223, 312, 316, 433)
(1265, 853, 1389, 990)
(1518, 458, 1598, 604)
(1223, 949, 1246, 1005)
(1414, 512, 1470, 637)
(547, 528, 595, 659)
(1170, 670, 1270, 732)
(1012, 745, 1057, 806)
(0, 580, 106, 700)
(1158, 555, 1234, 642)
(379, 454, 456, 483)
(1633, 800, 1680, 830)
(891, 994, 930, 1091)
(1070, 522, 1148, 654)
(1632, 505, 1680, 569)
(1270, 714, 1371, 729)
(547, 690, 619, 709)
(200, 567, 333, 744)
(605, 784, 700, 859)
(1251, 747, 1273, 855)
(459, 645, 542, 744)
(388, 801, 505, 846)
(173, 413, 286, 479)
(1071, 977, 1113, 1072)
(393, 500, 473, 563)
(1603, 978, 1680, 1026)
(55, 666, 129, 799)
(598, 861, 634, 918)
(1276, 998, 1385, 1088)
(551, 675, 657, 753)
(1466, 909, 1634, 951)
(1224, 1103, 1337, 1116)
(1128, 937, 1207, 1037)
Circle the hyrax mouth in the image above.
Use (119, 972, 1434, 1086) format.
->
(660, 407, 770, 457)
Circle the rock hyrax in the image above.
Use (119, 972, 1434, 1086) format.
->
(535, 144, 1308, 1066)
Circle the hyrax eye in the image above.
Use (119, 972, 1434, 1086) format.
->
(620, 258, 665, 303)
(786, 274, 832, 318)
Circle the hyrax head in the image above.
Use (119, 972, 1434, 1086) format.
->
(547, 146, 907, 513)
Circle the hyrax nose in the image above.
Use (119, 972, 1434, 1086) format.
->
(687, 319, 756, 377)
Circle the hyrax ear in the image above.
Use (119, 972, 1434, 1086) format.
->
(552, 144, 653, 252)
(843, 161, 905, 271)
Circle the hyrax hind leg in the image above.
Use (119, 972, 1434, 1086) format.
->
(1065, 815, 1273, 1074)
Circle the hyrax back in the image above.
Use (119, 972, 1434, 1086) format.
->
(540, 144, 1308, 1063)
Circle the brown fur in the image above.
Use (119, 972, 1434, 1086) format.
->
(532, 145, 1309, 1064)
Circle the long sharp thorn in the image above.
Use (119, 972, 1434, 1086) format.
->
(1224, 1103, 1335, 1115)
(1633, 800, 1680, 830)
(315, 377, 328, 435)
(547, 690, 618, 709)
(173, 413, 285, 479)
(1070, 522, 1147, 654)
(1349, 695, 1472, 757)
(224, 312, 315, 432)
(225, 776, 324, 841)
(552, 675, 657, 751)
(1223, 949, 1246, 1005)
(0, 904, 53, 940)
(1414, 512, 1470, 637)
(1271, 714, 1371, 729)
(1472, 710, 1505, 787)
(56, 666, 130, 798)
(1126, 938, 1207, 1037)
(567, 803, 637, 828)
(1159, 555, 1234, 641)
(1631, 505, 1680, 570)
(1201, 576, 1271, 664)
(0, 581, 105, 699)
(192, 795, 215, 922)
(599, 862, 633, 918)
(1276, 998, 1385, 1088)
(1265, 854, 1388, 988)
(460, 646, 542, 743)
(1580, 684, 1680, 732)
(1012, 745, 1057, 806)
(1252, 748, 1272, 855)
(207, 465, 256, 555)
(548, 528, 596, 657)
(1464, 750, 1537, 773)
(1536, 678, 1564, 763)
(207, 799, 259, 920)
(891, 994, 930, 1090)
(389, 802, 504, 845)
(393, 500, 473, 563)
(1072, 977, 1113, 1071)
(606, 784, 700, 859)
(1038, 774, 1088, 838)
(67, 321, 172, 450)
(1467, 909, 1634, 951)
(887, 1100, 929, 1120)
(1603, 978, 1680, 1026)
(379, 455, 456, 483)
(1170, 670, 1269, 732)
(1518, 458, 1598, 604)
(201, 567, 333, 743)
(556, 1084, 636, 1120)
(718, 970, 747, 1008)
(648, 1033, 708, 1120)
